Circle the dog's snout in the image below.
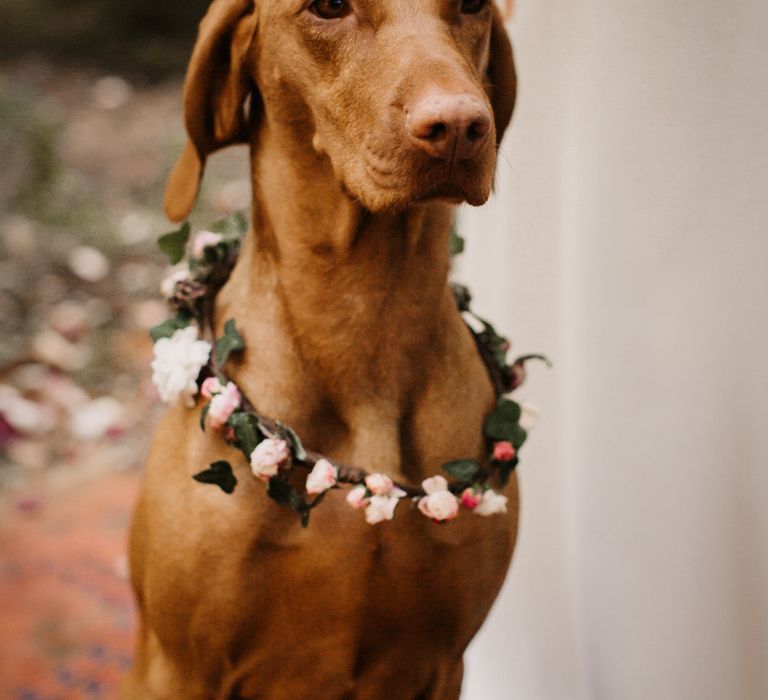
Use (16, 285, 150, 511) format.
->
(406, 93, 491, 162)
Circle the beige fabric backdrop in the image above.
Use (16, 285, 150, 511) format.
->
(458, 1, 768, 698)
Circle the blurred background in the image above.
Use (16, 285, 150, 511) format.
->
(0, 1, 766, 699)
(0, 1, 251, 697)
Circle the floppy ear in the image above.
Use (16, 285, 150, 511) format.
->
(164, 0, 258, 223)
(486, 6, 517, 147)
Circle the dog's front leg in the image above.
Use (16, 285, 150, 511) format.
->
(120, 627, 235, 700)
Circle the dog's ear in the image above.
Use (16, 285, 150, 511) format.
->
(164, 0, 258, 222)
(486, 7, 517, 147)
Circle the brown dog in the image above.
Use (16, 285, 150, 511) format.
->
(124, 0, 517, 697)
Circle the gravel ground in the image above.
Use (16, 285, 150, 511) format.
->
(0, 58, 252, 511)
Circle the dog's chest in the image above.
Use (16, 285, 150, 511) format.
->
(220, 491, 516, 691)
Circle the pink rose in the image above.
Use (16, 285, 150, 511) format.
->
(365, 473, 394, 496)
(250, 438, 290, 481)
(492, 441, 516, 462)
(306, 459, 338, 495)
(460, 487, 482, 510)
(192, 230, 224, 258)
(418, 490, 459, 522)
(208, 382, 241, 430)
(474, 489, 508, 516)
(365, 494, 402, 525)
(346, 485, 369, 509)
(201, 376, 225, 399)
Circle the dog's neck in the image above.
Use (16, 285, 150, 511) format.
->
(217, 124, 462, 466)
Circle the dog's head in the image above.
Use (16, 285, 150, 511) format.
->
(165, 0, 516, 221)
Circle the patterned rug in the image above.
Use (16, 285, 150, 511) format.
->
(0, 472, 139, 700)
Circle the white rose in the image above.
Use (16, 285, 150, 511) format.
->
(250, 438, 290, 481)
(70, 396, 125, 440)
(151, 326, 211, 406)
(306, 459, 338, 495)
(365, 473, 394, 496)
(474, 489, 508, 516)
(365, 494, 402, 525)
(418, 490, 459, 522)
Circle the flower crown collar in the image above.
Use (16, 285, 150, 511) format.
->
(150, 213, 549, 528)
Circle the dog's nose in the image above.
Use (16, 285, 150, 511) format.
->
(406, 93, 491, 162)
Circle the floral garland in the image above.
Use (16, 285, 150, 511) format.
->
(150, 213, 549, 527)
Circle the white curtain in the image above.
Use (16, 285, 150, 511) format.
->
(460, 1, 768, 698)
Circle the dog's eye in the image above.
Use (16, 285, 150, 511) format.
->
(309, 0, 352, 20)
(461, 0, 488, 14)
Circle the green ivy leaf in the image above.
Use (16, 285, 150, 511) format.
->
(277, 423, 307, 462)
(215, 319, 245, 367)
(510, 423, 528, 450)
(158, 222, 191, 264)
(442, 459, 480, 482)
(149, 311, 193, 342)
(208, 211, 248, 237)
(193, 461, 237, 494)
(450, 225, 465, 257)
(483, 398, 523, 442)
(228, 411, 263, 458)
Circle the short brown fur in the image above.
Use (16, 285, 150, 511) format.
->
(124, 0, 518, 697)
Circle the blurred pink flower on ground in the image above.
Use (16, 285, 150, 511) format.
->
(48, 301, 89, 342)
(91, 75, 132, 110)
(70, 397, 126, 441)
(32, 330, 89, 372)
(131, 300, 168, 330)
(0, 385, 55, 435)
(67, 245, 110, 282)
(43, 375, 90, 409)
